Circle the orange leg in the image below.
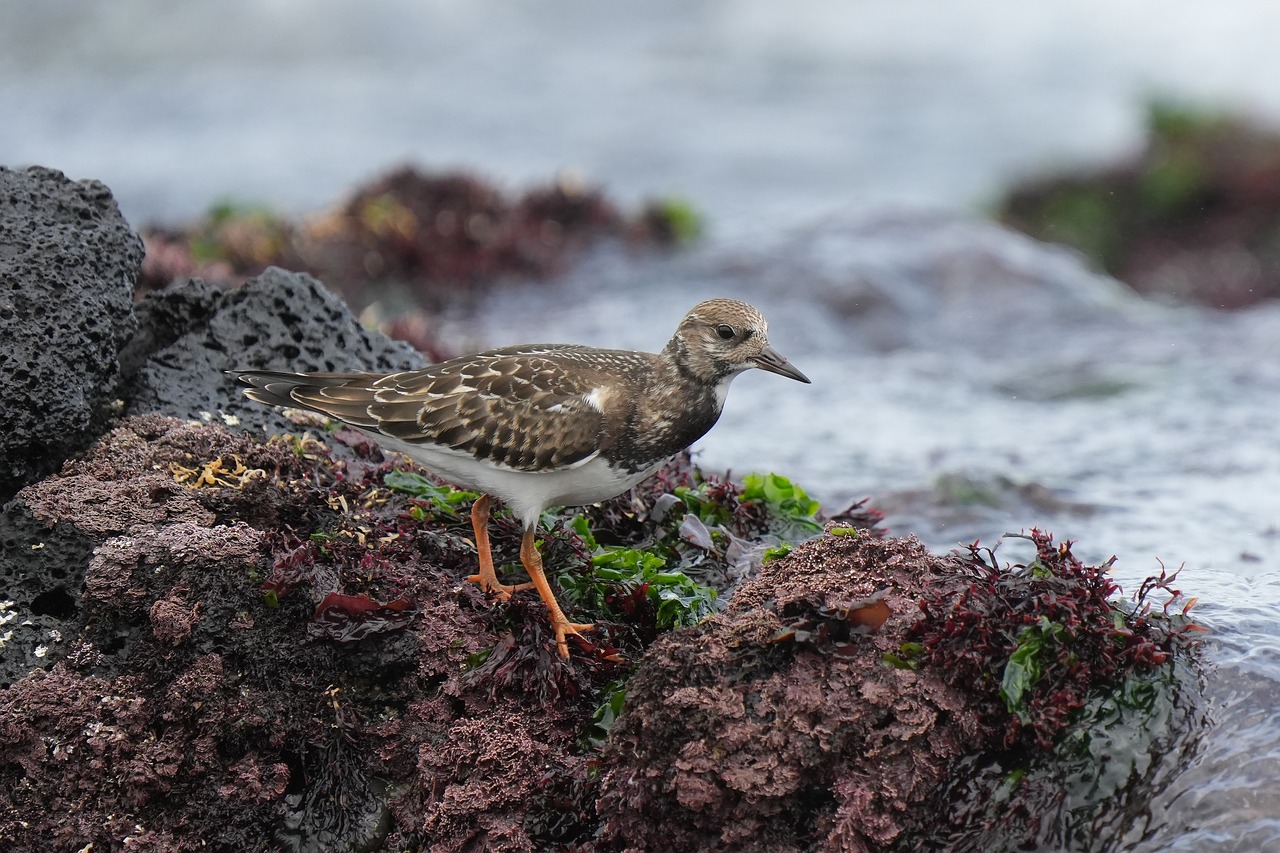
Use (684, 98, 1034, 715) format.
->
(520, 525, 593, 658)
(464, 494, 532, 598)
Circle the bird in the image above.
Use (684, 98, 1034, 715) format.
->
(230, 298, 810, 658)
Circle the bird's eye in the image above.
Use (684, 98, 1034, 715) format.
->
(716, 324, 736, 340)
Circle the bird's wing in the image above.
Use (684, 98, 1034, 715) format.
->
(233, 346, 643, 473)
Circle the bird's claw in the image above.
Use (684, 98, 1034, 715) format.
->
(553, 620, 595, 659)
(465, 573, 534, 601)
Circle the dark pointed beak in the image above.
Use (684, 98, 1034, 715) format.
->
(752, 345, 811, 383)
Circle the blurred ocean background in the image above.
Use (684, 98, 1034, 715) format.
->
(6, 1, 1280, 849)
(7, 1, 1280, 234)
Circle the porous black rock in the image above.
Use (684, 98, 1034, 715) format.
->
(122, 267, 426, 437)
(0, 166, 143, 502)
(0, 500, 97, 687)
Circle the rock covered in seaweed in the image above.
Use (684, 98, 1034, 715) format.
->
(135, 166, 694, 321)
(0, 414, 547, 852)
(0, 405, 865, 851)
(595, 527, 1204, 852)
(596, 531, 982, 852)
(999, 101, 1280, 308)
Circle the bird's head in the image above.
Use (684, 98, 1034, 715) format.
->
(668, 298, 811, 385)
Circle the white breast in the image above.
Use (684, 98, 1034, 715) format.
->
(358, 429, 666, 529)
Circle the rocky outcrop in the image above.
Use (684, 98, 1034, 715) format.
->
(0, 413, 620, 852)
(121, 268, 424, 437)
(0, 166, 142, 501)
(595, 533, 983, 852)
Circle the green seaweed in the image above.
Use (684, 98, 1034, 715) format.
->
(384, 469, 479, 514)
(557, 515, 718, 631)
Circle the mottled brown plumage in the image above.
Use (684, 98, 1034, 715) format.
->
(231, 298, 809, 658)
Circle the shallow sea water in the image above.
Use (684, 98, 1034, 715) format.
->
(7, 1, 1280, 847)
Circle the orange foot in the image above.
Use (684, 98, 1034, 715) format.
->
(465, 571, 535, 600)
(550, 616, 596, 660)
(464, 493, 533, 599)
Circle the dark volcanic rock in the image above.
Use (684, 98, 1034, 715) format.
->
(0, 165, 142, 502)
(122, 268, 426, 436)
(0, 501, 97, 688)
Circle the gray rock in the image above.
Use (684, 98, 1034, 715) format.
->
(123, 267, 426, 436)
(0, 166, 142, 501)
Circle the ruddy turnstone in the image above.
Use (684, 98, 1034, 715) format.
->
(230, 298, 809, 657)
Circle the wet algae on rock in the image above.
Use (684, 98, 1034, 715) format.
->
(0, 412, 808, 851)
(0, 420, 1206, 851)
(0, 164, 1207, 852)
(595, 529, 1204, 852)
